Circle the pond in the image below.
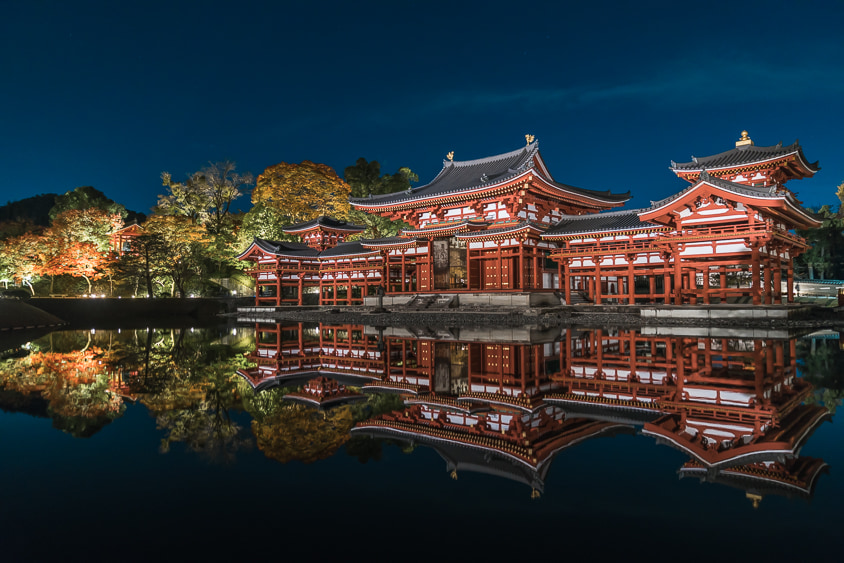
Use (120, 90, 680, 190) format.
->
(1, 322, 841, 560)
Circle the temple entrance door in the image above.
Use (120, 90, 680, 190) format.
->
(433, 238, 467, 290)
(434, 342, 468, 394)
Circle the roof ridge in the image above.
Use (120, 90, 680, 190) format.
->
(560, 207, 648, 220)
(443, 141, 537, 168)
(671, 140, 802, 170)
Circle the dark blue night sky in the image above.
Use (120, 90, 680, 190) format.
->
(3, 0, 843, 215)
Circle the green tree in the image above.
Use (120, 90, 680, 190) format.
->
(143, 215, 210, 297)
(49, 186, 128, 222)
(795, 204, 844, 280)
(235, 202, 295, 250)
(158, 161, 253, 234)
(344, 158, 417, 238)
(114, 233, 169, 297)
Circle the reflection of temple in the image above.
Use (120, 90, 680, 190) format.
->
(283, 376, 365, 408)
(354, 325, 631, 495)
(236, 323, 384, 391)
(237, 323, 830, 500)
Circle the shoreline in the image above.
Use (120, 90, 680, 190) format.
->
(232, 303, 844, 330)
(2, 298, 841, 333)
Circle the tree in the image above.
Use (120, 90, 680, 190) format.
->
(795, 203, 844, 280)
(43, 241, 109, 294)
(159, 161, 253, 234)
(344, 158, 418, 198)
(235, 202, 294, 249)
(344, 158, 418, 238)
(114, 233, 170, 297)
(51, 208, 123, 253)
(251, 161, 350, 222)
(2, 232, 48, 294)
(143, 215, 211, 297)
(49, 186, 127, 222)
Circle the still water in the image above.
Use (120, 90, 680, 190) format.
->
(1, 322, 841, 561)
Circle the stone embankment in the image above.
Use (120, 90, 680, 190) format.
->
(0, 299, 67, 332)
(235, 303, 844, 330)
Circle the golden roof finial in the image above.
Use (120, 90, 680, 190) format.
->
(525, 134, 535, 145)
(736, 130, 754, 147)
(746, 492, 763, 508)
(446, 151, 454, 161)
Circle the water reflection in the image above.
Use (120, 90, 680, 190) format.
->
(237, 322, 836, 503)
(1, 322, 839, 504)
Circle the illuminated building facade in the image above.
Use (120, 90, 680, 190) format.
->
(239, 132, 820, 306)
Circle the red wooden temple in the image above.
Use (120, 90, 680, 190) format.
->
(238, 132, 821, 307)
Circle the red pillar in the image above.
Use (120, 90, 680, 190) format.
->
(751, 243, 761, 305)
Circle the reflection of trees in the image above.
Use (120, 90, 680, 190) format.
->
(0, 339, 125, 437)
(154, 357, 253, 463)
(239, 380, 406, 465)
(112, 328, 255, 462)
(252, 403, 355, 464)
(798, 338, 844, 414)
(0, 326, 254, 449)
(240, 381, 354, 463)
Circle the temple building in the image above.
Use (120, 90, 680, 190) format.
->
(238, 132, 821, 306)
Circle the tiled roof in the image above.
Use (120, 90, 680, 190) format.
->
(456, 220, 547, 239)
(253, 238, 318, 257)
(317, 241, 380, 258)
(646, 171, 786, 212)
(360, 236, 417, 248)
(350, 141, 629, 208)
(544, 209, 661, 237)
(282, 216, 365, 233)
(671, 141, 820, 172)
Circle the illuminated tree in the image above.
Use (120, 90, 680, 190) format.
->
(235, 202, 295, 250)
(44, 241, 109, 293)
(251, 161, 351, 222)
(114, 232, 169, 297)
(2, 232, 47, 294)
(49, 186, 127, 222)
(159, 161, 253, 234)
(144, 215, 210, 297)
(51, 208, 123, 252)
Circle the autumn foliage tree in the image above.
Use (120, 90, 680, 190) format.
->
(251, 161, 351, 222)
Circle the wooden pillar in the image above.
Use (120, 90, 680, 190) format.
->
(497, 243, 503, 290)
(773, 252, 783, 304)
(787, 255, 794, 304)
(673, 247, 683, 305)
(275, 272, 281, 307)
(648, 275, 655, 304)
(763, 254, 773, 305)
(751, 243, 761, 305)
(519, 242, 526, 290)
(563, 258, 571, 304)
(688, 269, 697, 304)
(594, 255, 602, 305)
(626, 254, 635, 305)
